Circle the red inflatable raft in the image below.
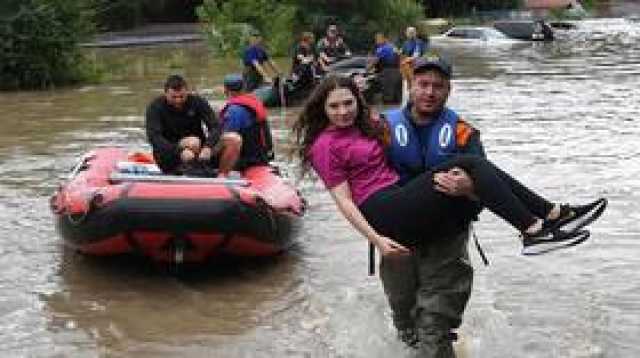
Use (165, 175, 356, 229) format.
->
(50, 147, 305, 264)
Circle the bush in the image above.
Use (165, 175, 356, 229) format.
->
(298, 0, 424, 51)
(91, 0, 143, 31)
(0, 0, 95, 90)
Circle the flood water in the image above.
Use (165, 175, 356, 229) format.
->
(1, 18, 639, 357)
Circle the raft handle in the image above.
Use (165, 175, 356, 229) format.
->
(64, 190, 103, 226)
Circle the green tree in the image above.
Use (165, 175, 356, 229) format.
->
(367, 0, 425, 37)
(420, 0, 519, 17)
(0, 0, 95, 90)
(299, 0, 424, 50)
(197, 0, 425, 56)
(197, 0, 297, 57)
(91, 0, 144, 31)
(90, 0, 204, 31)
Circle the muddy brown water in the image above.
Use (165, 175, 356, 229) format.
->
(0, 18, 639, 357)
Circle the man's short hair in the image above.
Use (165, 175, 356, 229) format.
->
(164, 74, 187, 91)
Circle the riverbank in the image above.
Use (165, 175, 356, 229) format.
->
(82, 22, 203, 48)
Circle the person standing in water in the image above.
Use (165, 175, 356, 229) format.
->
(242, 30, 281, 92)
(379, 55, 485, 354)
(290, 73, 607, 355)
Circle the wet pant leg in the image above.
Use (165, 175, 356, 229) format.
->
(380, 67, 402, 104)
(243, 66, 263, 92)
(415, 228, 473, 357)
(379, 252, 418, 332)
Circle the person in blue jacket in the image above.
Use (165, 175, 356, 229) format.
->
(379, 55, 483, 355)
(369, 32, 402, 104)
(401, 26, 428, 61)
(242, 31, 281, 92)
(218, 74, 274, 175)
(399, 26, 429, 100)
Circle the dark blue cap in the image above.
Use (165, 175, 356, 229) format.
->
(223, 73, 244, 91)
(413, 55, 452, 78)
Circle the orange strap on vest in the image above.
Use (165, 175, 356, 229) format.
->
(456, 119, 474, 147)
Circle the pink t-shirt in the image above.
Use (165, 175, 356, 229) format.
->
(309, 126, 399, 206)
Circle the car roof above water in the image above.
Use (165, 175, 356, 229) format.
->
(443, 26, 508, 40)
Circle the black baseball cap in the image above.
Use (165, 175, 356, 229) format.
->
(413, 55, 452, 78)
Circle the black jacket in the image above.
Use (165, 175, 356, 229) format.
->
(145, 94, 220, 173)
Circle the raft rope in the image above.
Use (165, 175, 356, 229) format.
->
(471, 223, 489, 266)
(368, 243, 375, 276)
(278, 76, 287, 143)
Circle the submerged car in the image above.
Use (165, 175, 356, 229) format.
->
(494, 20, 555, 41)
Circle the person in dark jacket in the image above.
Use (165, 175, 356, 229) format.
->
(316, 24, 352, 72)
(145, 74, 241, 176)
(291, 31, 318, 89)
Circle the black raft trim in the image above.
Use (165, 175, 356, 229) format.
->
(57, 196, 281, 247)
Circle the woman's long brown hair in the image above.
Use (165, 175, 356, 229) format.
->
(290, 75, 385, 178)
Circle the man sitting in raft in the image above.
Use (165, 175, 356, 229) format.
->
(145, 74, 241, 177)
(291, 31, 318, 89)
(316, 24, 352, 73)
(217, 74, 274, 175)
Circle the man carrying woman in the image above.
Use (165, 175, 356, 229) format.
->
(290, 68, 607, 355)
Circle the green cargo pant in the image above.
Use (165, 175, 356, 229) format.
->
(380, 228, 473, 357)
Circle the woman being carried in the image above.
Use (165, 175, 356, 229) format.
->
(291, 75, 606, 256)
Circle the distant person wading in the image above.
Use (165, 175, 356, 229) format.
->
(242, 31, 281, 92)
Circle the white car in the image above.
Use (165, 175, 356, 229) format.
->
(430, 26, 521, 46)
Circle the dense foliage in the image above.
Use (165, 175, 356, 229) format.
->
(420, 0, 521, 17)
(197, 0, 425, 56)
(197, 0, 297, 57)
(299, 0, 425, 50)
(0, 0, 94, 90)
(1, 0, 601, 90)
